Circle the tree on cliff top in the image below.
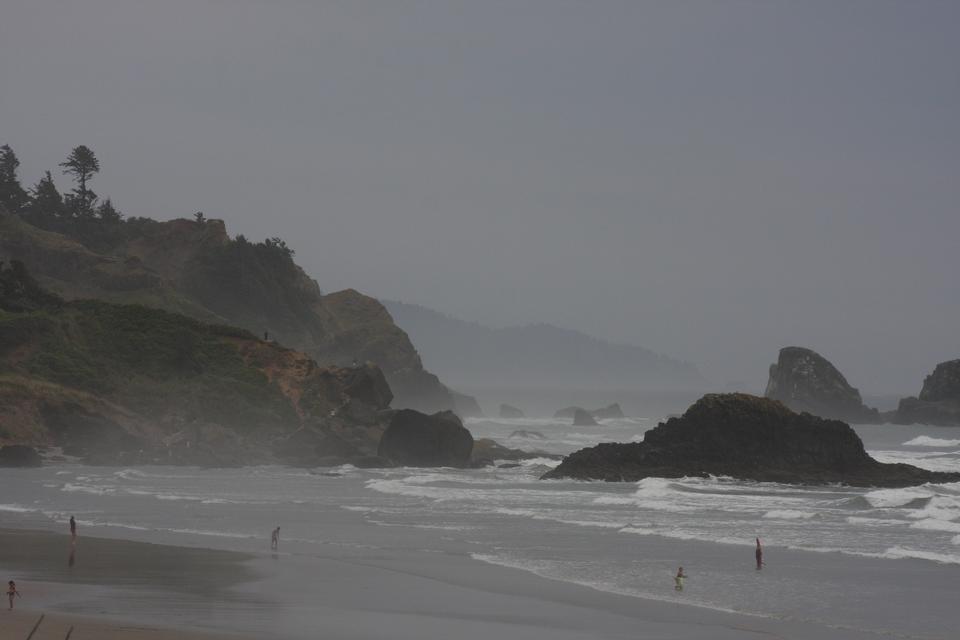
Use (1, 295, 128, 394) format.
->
(97, 198, 123, 223)
(60, 145, 100, 216)
(0, 144, 30, 213)
(28, 170, 65, 220)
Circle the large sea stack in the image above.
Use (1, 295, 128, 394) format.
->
(499, 404, 525, 419)
(765, 347, 881, 423)
(377, 409, 474, 467)
(543, 393, 958, 487)
(572, 408, 598, 426)
(894, 359, 960, 426)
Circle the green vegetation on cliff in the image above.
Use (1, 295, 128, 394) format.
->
(0, 142, 473, 413)
(0, 262, 393, 464)
(0, 261, 296, 433)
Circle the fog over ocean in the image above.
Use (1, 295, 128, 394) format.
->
(2, 417, 959, 638)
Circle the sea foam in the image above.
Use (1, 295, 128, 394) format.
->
(903, 436, 960, 447)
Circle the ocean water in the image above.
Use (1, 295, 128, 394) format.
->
(2, 417, 960, 636)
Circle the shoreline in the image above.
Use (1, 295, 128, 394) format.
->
(0, 526, 915, 640)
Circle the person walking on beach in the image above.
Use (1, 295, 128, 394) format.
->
(271, 526, 280, 550)
(70, 516, 77, 543)
(674, 567, 686, 591)
(7, 581, 20, 610)
(755, 537, 764, 570)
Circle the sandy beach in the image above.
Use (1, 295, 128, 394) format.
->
(0, 526, 921, 640)
(1, 610, 241, 640)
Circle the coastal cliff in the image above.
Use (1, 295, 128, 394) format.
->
(0, 261, 394, 466)
(0, 211, 474, 413)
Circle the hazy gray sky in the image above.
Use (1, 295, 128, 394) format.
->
(3, 1, 958, 392)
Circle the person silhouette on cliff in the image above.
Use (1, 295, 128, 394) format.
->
(755, 537, 764, 570)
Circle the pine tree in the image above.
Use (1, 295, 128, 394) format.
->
(30, 171, 65, 219)
(97, 198, 123, 223)
(0, 144, 30, 213)
(59, 145, 100, 215)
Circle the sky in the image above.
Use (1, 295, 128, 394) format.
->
(2, 1, 958, 393)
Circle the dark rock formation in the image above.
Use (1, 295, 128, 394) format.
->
(274, 429, 363, 467)
(765, 347, 880, 423)
(499, 404, 525, 419)
(509, 430, 546, 440)
(0, 445, 42, 467)
(572, 408, 598, 426)
(554, 406, 586, 419)
(470, 438, 560, 467)
(555, 404, 624, 421)
(592, 403, 625, 420)
(894, 359, 960, 426)
(893, 398, 960, 427)
(41, 404, 149, 464)
(543, 393, 959, 487)
(378, 409, 474, 467)
(919, 359, 960, 402)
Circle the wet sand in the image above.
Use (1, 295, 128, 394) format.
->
(1, 610, 241, 640)
(0, 527, 919, 640)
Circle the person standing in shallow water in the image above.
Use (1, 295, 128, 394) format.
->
(271, 526, 280, 550)
(70, 516, 76, 544)
(7, 581, 20, 610)
(755, 537, 763, 570)
(674, 567, 686, 591)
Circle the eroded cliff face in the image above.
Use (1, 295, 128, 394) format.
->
(764, 347, 880, 424)
(0, 275, 394, 466)
(894, 359, 960, 426)
(0, 212, 471, 413)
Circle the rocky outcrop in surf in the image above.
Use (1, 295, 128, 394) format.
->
(377, 409, 474, 467)
(894, 359, 960, 426)
(592, 403, 625, 420)
(765, 347, 881, 423)
(543, 393, 958, 487)
(555, 404, 624, 421)
(572, 408, 598, 426)
(0, 445, 42, 467)
(499, 404, 525, 419)
(470, 438, 559, 467)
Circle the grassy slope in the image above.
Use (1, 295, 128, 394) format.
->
(0, 299, 299, 441)
(0, 213, 222, 321)
(0, 211, 461, 412)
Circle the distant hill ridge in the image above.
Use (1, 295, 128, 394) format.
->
(381, 300, 702, 388)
